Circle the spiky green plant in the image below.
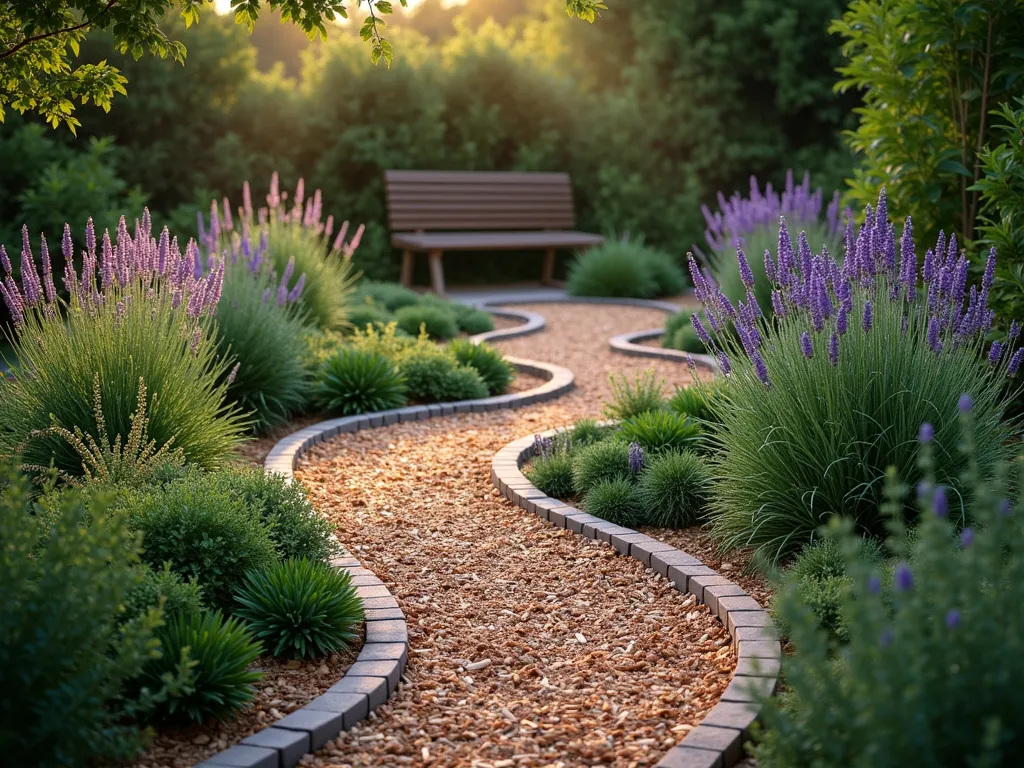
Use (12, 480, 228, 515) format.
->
(140, 609, 263, 723)
(603, 369, 666, 420)
(585, 477, 642, 526)
(234, 559, 364, 659)
(394, 304, 459, 340)
(449, 339, 514, 396)
(315, 348, 407, 416)
(635, 450, 712, 528)
(571, 440, 632, 496)
(618, 410, 704, 454)
(525, 452, 575, 499)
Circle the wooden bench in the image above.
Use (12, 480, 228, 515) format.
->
(384, 170, 604, 295)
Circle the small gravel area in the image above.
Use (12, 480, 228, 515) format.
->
(293, 302, 734, 767)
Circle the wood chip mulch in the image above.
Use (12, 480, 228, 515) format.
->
(289, 302, 738, 767)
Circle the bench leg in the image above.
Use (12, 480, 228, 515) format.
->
(427, 250, 446, 296)
(400, 250, 414, 288)
(542, 248, 557, 285)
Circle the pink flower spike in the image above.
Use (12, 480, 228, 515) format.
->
(62, 223, 73, 262)
(325, 215, 335, 240)
(243, 180, 253, 218)
(0, 245, 11, 277)
(40, 234, 56, 305)
(294, 178, 305, 207)
(222, 197, 234, 231)
(343, 224, 365, 257)
(268, 172, 280, 209)
(226, 362, 240, 386)
(333, 220, 350, 251)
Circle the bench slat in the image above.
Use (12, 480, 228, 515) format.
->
(391, 230, 604, 252)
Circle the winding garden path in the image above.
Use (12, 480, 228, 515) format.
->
(293, 303, 740, 767)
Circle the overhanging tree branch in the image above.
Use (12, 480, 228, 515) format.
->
(0, 0, 119, 62)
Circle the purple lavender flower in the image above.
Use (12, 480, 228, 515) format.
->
(737, 247, 755, 288)
(189, 327, 202, 356)
(946, 609, 960, 629)
(868, 575, 882, 595)
(932, 486, 947, 518)
(835, 304, 848, 336)
(800, 331, 813, 359)
(752, 349, 770, 386)
(828, 332, 839, 366)
(770, 290, 785, 317)
(919, 423, 934, 443)
(1010, 320, 1020, 342)
(20, 225, 41, 305)
(958, 393, 973, 413)
(628, 442, 644, 475)
(287, 273, 307, 303)
(691, 314, 711, 346)
(1000, 498, 1013, 516)
(960, 527, 974, 548)
(685, 354, 696, 370)
(861, 300, 873, 332)
(1009, 348, 1024, 376)
(895, 562, 913, 591)
(717, 351, 732, 375)
(763, 249, 776, 282)
(982, 246, 997, 290)
(927, 316, 942, 355)
(39, 234, 56, 305)
(898, 217, 916, 299)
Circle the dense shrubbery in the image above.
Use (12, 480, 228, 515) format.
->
(123, 563, 205, 623)
(618, 411, 703, 454)
(603, 370, 666, 420)
(0, 216, 246, 476)
(571, 440, 633, 497)
(566, 240, 687, 299)
(129, 474, 279, 611)
(398, 346, 489, 403)
(755, 407, 1024, 766)
(693, 192, 1019, 563)
(585, 477, 642, 526)
(0, 470, 161, 765)
(394, 303, 460, 340)
(234, 559, 364, 659)
(635, 450, 711, 528)
(449, 339, 514, 396)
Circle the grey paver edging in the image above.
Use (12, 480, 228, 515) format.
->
(466, 294, 720, 372)
(491, 427, 781, 768)
(196, 351, 574, 768)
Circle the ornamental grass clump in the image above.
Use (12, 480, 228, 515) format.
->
(635, 450, 712, 528)
(603, 370, 666, 420)
(754, 403, 1024, 766)
(0, 214, 246, 477)
(571, 440, 633, 497)
(315, 348, 407, 416)
(234, 559, 364, 659)
(692, 189, 1020, 563)
(449, 339, 514, 395)
(200, 174, 361, 331)
(618, 410, 704, 454)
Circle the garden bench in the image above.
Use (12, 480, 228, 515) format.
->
(384, 170, 604, 295)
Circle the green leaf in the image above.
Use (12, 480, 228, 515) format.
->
(937, 159, 973, 178)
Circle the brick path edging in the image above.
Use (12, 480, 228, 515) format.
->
(195, 354, 575, 768)
(609, 327, 721, 373)
(491, 427, 782, 768)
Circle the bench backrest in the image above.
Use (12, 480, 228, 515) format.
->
(384, 170, 577, 232)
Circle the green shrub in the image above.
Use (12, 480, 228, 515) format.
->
(670, 323, 709, 353)
(234, 559, 364, 659)
(585, 477, 642, 526)
(635, 450, 711, 528)
(572, 440, 632, 496)
(353, 280, 422, 311)
(455, 308, 496, 335)
(394, 303, 460, 340)
(213, 467, 339, 563)
(755, 411, 1024, 766)
(618, 410, 703, 454)
(696, 203, 1017, 564)
(123, 563, 205, 622)
(603, 370, 666, 420)
(347, 300, 393, 331)
(663, 311, 697, 350)
(140, 609, 263, 723)
(449, 339, 514, 396)
(0, 470, 160, 765)
(214, 261, 311, 432)
(0, 220, 246, 477)
(398, 348, 489, 403)
(668, 385, 713, 421)
(639, 248, 688, 296)
(570, 418, 612, 447)
(301, 328, 347, 374)
(130, 476, 279, 611)
(566, 241, 659, 299)
(525, 452, 575, 499)
(315, 348, 408, 416)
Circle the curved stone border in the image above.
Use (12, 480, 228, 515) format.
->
(491, 427, 781, 768)
(609, 327, 720, 372)
(196, 351, 574, 768)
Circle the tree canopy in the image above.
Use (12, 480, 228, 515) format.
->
(0, 0, 606, 132)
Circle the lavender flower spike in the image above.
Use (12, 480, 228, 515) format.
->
(927, 316, 942, 355)
(861, 300, 873, 332)
(1009, 348, 1024, 376)
(737, 247, 755, 288)
(919, 423, 934, 443)
(752, 349, 770, 387)
(0, 245, 10, 276)
(800, 331, 813, 359)
(628, 442, 644, 475)
(828, 332, 839, 366)
(691, 314, 711, 346)
(988, 341, 1003, 365)
(895, 562, 913, 592)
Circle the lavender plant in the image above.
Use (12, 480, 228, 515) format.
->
(200, 174, 361, 331)
(754, 402, 1024, 766)
(0, 215, 246, 477)
(693, 189, 1019, 562)
(697, 171, 848, 316)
